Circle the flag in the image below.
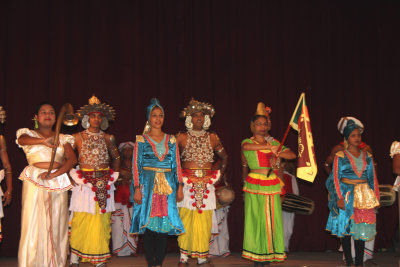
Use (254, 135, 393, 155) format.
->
(289, 93, 318, 182)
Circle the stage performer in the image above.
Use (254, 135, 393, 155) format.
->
(209, 160, 231, 259)
(111, 141, 138, 256)
(241, 103, 296, 266)
(280, 159, 299, 252)
(326, 117, 379, 267)
(176, 99, 228, 266)
(208, 205, 230, 258)
(325, 117, 377, 266)
(69, 95, 120, 266)
(16, 102, 77, 267)
(130, 98, 184, 267)
(0, 106, 12, 242)
(391, 141, 400, 177)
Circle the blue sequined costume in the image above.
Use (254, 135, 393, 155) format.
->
(325, 150, 379, 241)
(130, 134, 185, 235)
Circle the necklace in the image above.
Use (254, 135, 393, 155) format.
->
(188, 130, 206, 137)
(85, 129, 102, 136)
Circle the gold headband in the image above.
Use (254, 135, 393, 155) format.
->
(180, 98, 215, 118)
(77, 95, 116, 122)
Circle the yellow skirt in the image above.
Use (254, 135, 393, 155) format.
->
(70, 204, 111, 264)
(178, 208, 213, 258)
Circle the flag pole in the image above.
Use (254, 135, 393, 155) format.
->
(266, 123, 292, 177)
(267, 93, 304, 177)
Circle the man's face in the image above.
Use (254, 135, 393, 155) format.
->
(191, 112, 205, 130)
(88, 112, 103, 129)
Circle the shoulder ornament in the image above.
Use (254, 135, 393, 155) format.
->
(136, 135, 144, 143)
(335, 151, 345, 158)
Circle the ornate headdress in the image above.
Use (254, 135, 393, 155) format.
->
(180, 98, 215, 118)
(254, 102, 272, 116)
(77, 95, 116, 130)
(0, 106, 6, 124)
(180, 98, 215, 131)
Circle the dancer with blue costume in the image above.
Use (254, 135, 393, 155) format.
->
(326, 117, 380, 267)
(130, 98, 184, 267)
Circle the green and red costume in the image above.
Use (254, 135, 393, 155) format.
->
(242, 138, 286, 263)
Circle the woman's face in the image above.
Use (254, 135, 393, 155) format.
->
(347, 128, 362, 148)
(191, 112, 205, 130)
(149, 107, 164, 129)
(253, 116, 270, 136)
(35, 104, 56, 128)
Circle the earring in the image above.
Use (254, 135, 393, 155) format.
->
(203, 115, 211, 130)
(143, 121, 151, 134)
(185, 116, 193, 130)
(343, 138, 348, 149)
(100, 117, 109, 131)
(81, 115, 90, 129)
(33, 117, 38, 129)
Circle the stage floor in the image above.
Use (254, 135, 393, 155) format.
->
(0, 251, 398, 267)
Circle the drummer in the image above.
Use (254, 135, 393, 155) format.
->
(324, 117, 377, 266)
(176, 99, 228, 267)
(241, 103, 296, 266)
(391, 141, 400, 177)
(209, 158, 232, 258)
(280, 159, 299, 253)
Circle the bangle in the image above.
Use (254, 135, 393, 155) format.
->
(242, 164, 247, 167)
(4, 191, 11, 196)
(6, 171, 12, 174)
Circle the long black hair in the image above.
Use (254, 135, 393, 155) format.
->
(34, 101, 54, 115)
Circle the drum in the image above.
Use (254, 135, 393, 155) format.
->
(379, 184, 396, 207)
(215, 186, 235, 207)
(282, 193, 314, 215)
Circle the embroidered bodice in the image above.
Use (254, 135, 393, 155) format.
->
(146, 134, 167, 157)
(242, 137, 286, 170)
(326, 150, 379, 202)
(79, 130, 110, 168)
(181, 130, 213, 167)
(16, 128, 74, 165)
(132, 134, 183, 187)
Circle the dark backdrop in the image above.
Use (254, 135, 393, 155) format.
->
(0, 0, 399, 256)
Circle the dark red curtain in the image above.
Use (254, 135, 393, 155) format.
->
(0, 0, 399, 256)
